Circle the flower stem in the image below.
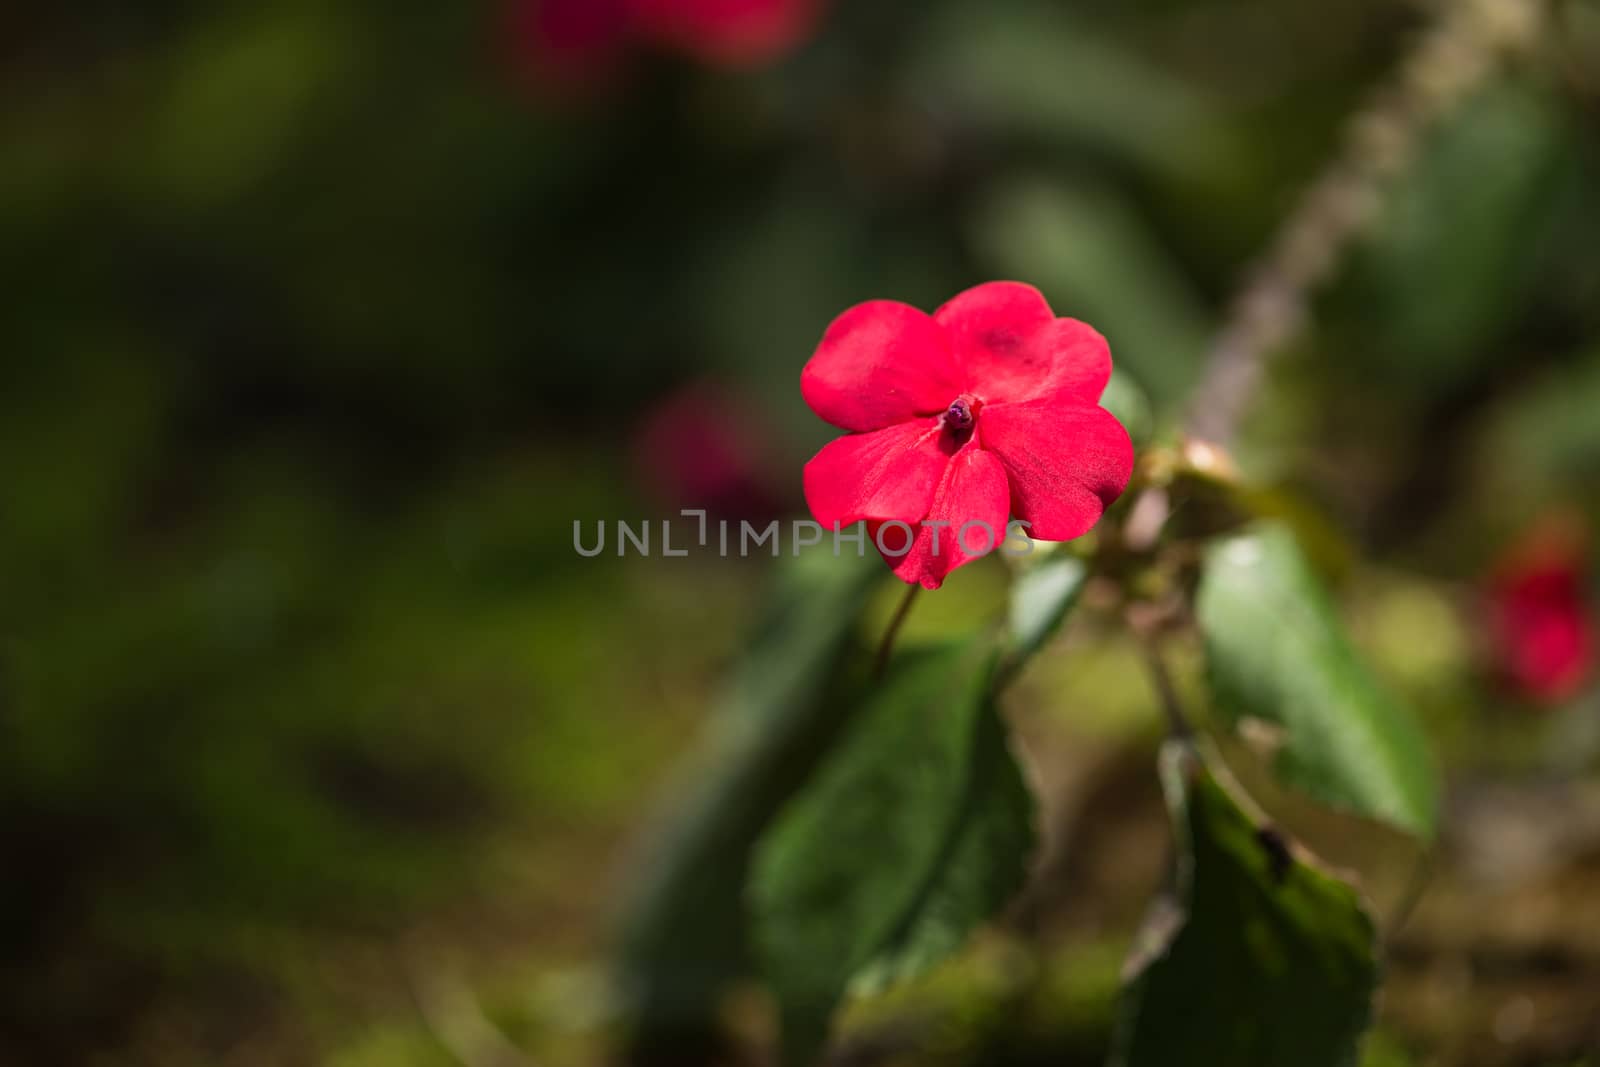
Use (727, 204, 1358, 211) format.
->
(1135, 630, 1194, 742)
(874, 583, 921, 679)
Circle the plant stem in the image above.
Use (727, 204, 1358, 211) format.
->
(1136, 631, 1194, 742)
(873, 583, 921, 679)
(1385, 844, 1437, 942)
(1186, 0, 1544, 447)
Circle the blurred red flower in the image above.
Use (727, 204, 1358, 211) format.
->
(633, 382, 786, 523)
(801, 282, 1134, 589)
(509, 0, 635, 91)
(1487, 517, 1597, 704)
(510, 0, 823, 91)
(630, 0, 825, 67)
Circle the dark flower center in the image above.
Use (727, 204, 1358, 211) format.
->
(945, 396, 977, 431)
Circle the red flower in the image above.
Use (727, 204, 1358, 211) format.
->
(633, 381, 786, 522)
(509, 0, 823, 91)
(630, 0, 824, 67)
(1487, 518, 1596, 704)
(800, 282, 1134, 589)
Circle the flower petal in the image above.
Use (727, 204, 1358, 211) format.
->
(934, 281, 1053, 401)
(934, 282, 1112, 405)
(801, 301, 963, 432)
(803, 419, 949, 529)
(870, 444, 1010, 590)
(1027, 318, 1112, 403)
(980, 400, 1133, 542)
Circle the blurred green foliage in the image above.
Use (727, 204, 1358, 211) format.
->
(3, 0, 1600, 1063)
(1111, 744, 1378, 1067)
(1197, 523, 1437, 836)
(752, 635, 1032, 1063)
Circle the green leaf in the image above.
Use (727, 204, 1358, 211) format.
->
(751, 638, 1036, 1065)
(1195, 523, 1437, 837)
(969, 176, 1212, 408)
(1340, 82, 1573, 387)
(614, 552, 881, 1045)
(902, 4, 1234, 186)
(1481, 346, 1600, 497)
(1111, 742, 1379, 1067)
(1007, 554, 1089, 664)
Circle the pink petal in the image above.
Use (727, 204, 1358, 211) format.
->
(1027, 318, 1113, 403)
(801, 301, 963, 432)
(803, 419, 949, 529)
(934, 282, 1111, 405)
(979, 400, 1133, 542)
(872, 445, 1010, 590)
(935, 282, 1053, 401)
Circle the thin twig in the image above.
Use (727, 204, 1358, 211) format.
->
(1134, 629, 1195, 742)
(1384, 844, 1437, 943)
(1186, 0, 1546, 447)
(874, 583, 921, 679)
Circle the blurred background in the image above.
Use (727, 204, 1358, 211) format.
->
(3, 0, 1600, 1064)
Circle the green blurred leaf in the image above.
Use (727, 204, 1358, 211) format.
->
(141, 6, 357, 209)
(1007, 555, 1089, 664)
(615, 551, 882, 1043)
(902, 4, 1233, 184)
(1479, 347, 1600, 498)
(1196, 524, 1437, 837)
(1111, 742, 1379, 1067)
(1100, 370, 1155, 449)
(971, 177, 1210, 408)
(751, 638, 1035, 1064)
(1340, 82, 1573, 385)
(1166, 465, 1357, 578)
